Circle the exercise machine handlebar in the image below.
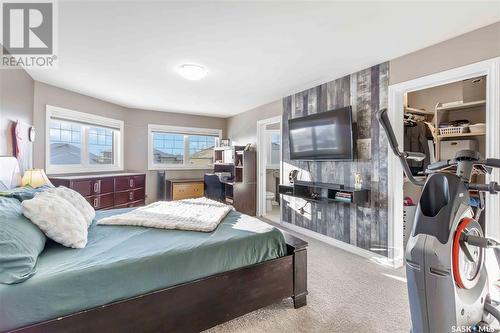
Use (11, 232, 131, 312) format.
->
(377, 109, 426, 187)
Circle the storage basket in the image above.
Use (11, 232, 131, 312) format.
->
(469, 123, 486, 134)
(438, 126, 466, 136)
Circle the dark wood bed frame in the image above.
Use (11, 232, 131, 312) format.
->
(9, 231, 307, 333)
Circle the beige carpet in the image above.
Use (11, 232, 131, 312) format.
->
(206, 222, 411, 333)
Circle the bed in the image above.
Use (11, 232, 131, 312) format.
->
(0, 157, 307, 333)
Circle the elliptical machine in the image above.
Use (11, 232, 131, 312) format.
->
(377, 108, 500, 333)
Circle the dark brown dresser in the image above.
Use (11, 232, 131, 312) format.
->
(49, 173, 146, 210)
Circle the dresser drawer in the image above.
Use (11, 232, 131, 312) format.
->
(128, 199, 145, 208)
(94, 178, 114, 195)
(71, 180, 94, 197)
(132, 175, 145, 189)
(66, 178, 114, 196)
(115, 175, 145, 191)
(114, 188, 145, 205)
(114, 200, 145, 209)
(172, 182, 204, 200)
(87, 193, 114, 210)
(115, 177, 132, 191)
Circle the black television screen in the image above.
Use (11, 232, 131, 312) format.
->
(288, 106, 353, 161)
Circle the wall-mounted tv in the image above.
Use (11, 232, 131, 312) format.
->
(288, 106, 354, 161)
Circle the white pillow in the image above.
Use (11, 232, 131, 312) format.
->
(47, 186, 95, 227)
(22, 192, 88, 248)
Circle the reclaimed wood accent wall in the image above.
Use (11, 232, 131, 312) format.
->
(281, 62, 389, 256)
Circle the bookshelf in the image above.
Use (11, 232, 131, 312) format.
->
(212, 146, 256, 215)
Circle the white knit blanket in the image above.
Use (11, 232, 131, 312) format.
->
(97, 197, 233, 232)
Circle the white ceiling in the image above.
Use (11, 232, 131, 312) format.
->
(27, 1, 500, 117)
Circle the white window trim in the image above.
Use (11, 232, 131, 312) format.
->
(148, 124, 222, 170)
(45, 105, 124, 174)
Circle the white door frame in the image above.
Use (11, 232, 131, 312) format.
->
(256, 115, 282, 217)
(387, 57, 500, 268)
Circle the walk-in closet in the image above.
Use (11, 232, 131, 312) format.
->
(402, 76, 487, 247)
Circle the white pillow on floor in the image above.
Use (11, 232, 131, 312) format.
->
(47, 186, 95, 227)
(22, 192, 88, 248)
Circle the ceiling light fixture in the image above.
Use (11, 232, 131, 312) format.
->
(177, 64, 208, 80)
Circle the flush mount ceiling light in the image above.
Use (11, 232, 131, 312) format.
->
(176, 64, 208, 80)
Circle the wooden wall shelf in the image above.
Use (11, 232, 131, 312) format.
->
(279, 180, 369, 205)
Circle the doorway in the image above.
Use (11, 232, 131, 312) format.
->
(256, 116, 282, 222)
(402, 76, 487, 249)
(387, 57, 500, 268)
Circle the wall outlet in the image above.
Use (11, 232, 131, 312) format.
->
(317, 211, 322, 220)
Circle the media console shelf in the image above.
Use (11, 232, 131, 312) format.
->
(278, 180, 369, 204)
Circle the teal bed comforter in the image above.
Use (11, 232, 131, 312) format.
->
(0, 208, 286, 331)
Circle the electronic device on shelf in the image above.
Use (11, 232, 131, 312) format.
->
(310, 192, 320, 200)
(214, 172, 232, 181)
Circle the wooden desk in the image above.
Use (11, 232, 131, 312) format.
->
(164, 179, 204, 201)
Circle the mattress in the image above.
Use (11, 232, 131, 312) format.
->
(0, 208, 286, 331)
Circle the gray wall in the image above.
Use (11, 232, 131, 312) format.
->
(33, 82, 226, 203)
(226, 22, 500, 148)
(123, 108, 226, 202)
(407, 81, 462, 114)
(275, 22, 499, 254)
(282, 63, 389, 256)
(226, 100, 282, 146)
(33, 81, 128, 168)
(0, 69, 34, 157)
(227, 22, 500, 144)
(390, 21, 500, 84)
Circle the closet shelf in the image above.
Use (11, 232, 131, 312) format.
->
(404, 107, 433, 116)
(437, 130, 486, 139)
(436, 100, 486, 112)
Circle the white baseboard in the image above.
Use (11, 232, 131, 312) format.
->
(280, 221, 399, 268)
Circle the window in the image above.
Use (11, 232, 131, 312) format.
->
(88, 127, 114, 165)
(152, 132, 184, 165)
(46, 105, 124, 174)
(49, 121, 82, 165)
(265, 130, 280, 169)
(148, 124, 221, 170)
(269, 132, 281, 167)
(188, 135, 217, 166)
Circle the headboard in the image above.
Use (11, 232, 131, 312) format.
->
(0, 156, 22, 190)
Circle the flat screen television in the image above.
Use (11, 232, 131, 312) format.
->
(288, 106, 353, 161)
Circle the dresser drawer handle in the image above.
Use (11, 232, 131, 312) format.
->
(93, 198, 99, 208)
(129, 192, 134, 201)
(93, 182, 99, 193)
(129, 179, 134, 188)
